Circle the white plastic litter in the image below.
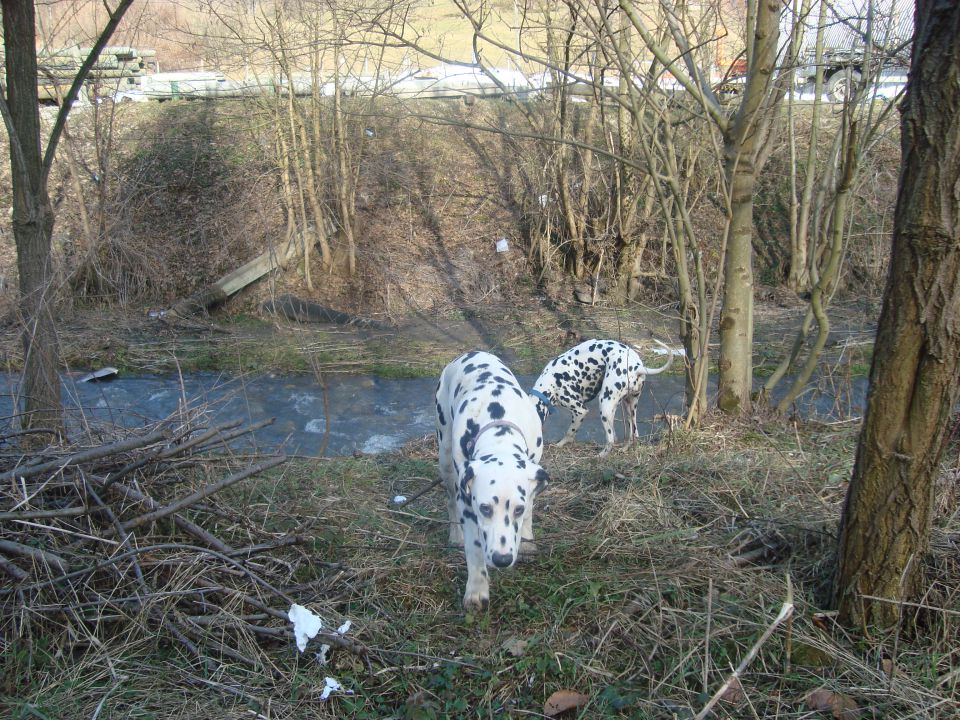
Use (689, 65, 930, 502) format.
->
(495, 238, 510, 253)
(652, 345, 686, 358)
(320, 676, 350, 700)
(391, 495, 407, 504)
(288, 603, 323, 652)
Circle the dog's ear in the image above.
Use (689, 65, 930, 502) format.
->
(531, 467, 549, 497)
(459, 462, 475, 503)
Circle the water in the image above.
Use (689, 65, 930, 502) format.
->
(0, 371, 866, 457)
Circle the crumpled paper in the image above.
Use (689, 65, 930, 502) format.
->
(287, 603, 324, 652)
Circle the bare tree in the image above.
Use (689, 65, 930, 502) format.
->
(1, 0, 135, 437)
(833, 0, 960, 629)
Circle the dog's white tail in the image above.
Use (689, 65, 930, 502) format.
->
(638, 339, 675, 375)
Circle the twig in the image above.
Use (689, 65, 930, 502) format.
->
(87, 476, 234, 553)
(227, 535, 307, 558)
(188, 418, 277, 455)
(111, 455, 286, 535)
(393, 477, 442, 508)
(694, 578, 795, 720)
(0, 506, 92, 521)
(0, 430, 168, 483)
(0, 553, 28, 580)
(100, 420, 244, 489)
(0, 543, 296, 604)
(0, 538, 71, 574)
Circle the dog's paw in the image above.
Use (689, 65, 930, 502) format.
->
(554, 437, 572, 448)
(463, 589, 490, 611)
(599, 443, 614, 458)
(518, 538, 538, 561)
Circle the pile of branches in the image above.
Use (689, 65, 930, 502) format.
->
(0, 415, 366, 698)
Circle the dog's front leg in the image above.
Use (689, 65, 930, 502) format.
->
(518, 506, 538, 561)
(441, 458, 464, 547)
(461, 523, 490, 610)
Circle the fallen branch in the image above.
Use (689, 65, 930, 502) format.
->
(694, 577, 795, 720)
(0, 430, 169, 483)
(109, 455, 287, 536)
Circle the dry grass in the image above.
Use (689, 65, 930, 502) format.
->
(6, 416, 956, 718)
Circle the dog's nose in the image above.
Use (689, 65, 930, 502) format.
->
(491, 551, 514, 568)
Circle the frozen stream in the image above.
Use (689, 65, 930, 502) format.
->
(0, 370, 866, 457)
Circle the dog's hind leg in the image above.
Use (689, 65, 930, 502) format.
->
(622, 390, 641, 441)
(597, 395, 620, 457)
(554, 402, 588, 447)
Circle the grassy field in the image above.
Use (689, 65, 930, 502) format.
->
(5, 418, 957, 719)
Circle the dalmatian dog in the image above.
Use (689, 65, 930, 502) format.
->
(529, 338, 675, 457)
(435, 351, 549, 611)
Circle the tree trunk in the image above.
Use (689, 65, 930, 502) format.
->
(3, 0, 63, 436)
(833, 0, 960, 630)
(717, 0, 779, 414)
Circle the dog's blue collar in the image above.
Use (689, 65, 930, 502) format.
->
(530, 389, 556, 415)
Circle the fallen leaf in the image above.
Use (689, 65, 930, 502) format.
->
(544, 689, 590, 716)
(881, 658, 897, 678)
(720, 676, 745, 704)
(502, 636, 528, 657)
(805, 687, 861, 719)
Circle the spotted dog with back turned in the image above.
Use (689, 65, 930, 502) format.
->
(435, 351, 549, 611)
(530, 338, 674, 456)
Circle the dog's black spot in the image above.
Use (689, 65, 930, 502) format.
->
(518, 486, 527, 497)
(483, 530, 488, 540)
(463, 363, 477, 374)
(487, 402, 505, 419)
(437, 404, 446, 425)
(460, 420, 479, 458)
(492, 496, 499, 504)
(513, 521, 519, 532)
(474, 540, 482, 547)
(459, 399, 469, 414)
(505, 499, 510, 511)
(512, 387, 523, 397)
(500, 535, 507, 544)
(492, 385, 503, 397)
(477, 371, 492, 382)
(454, 382, 462, 397)
(504, 516, 510, 527)
(536, 437, 543, 447)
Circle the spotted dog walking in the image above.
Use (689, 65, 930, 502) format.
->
(435, 351, 549, 611)
(530, 339, 675, 456)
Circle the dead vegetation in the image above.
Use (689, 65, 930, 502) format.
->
(3, 415, 956, 718)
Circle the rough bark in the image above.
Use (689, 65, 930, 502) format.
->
(3, 0, 62, 436)
(833, 0, 960, 630)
